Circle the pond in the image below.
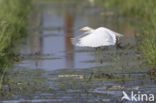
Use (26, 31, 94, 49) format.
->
(0, 0, 156, 103)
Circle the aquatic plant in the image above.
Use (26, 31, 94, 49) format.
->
(0, 0, 31, 88)
(0, 0, 31, 71)
(101, 0, 156, 70)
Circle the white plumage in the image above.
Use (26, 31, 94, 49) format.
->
(72, 26, 123, 47)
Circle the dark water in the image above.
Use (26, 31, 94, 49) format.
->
(1, 1, 156, 103)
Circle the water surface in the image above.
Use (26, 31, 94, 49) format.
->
(0, 1, 156, 103)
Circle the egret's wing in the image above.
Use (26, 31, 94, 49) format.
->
(113, 32, 123, 37)
(77, 28, 116, 47)
(105, 28, 123, 37)
(71, 31, 90, 46)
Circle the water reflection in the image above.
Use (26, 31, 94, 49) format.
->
(23, 9, 43, 69)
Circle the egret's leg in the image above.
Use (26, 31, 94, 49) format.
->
(95, 47, 99, 63)
(116, 37, 119, 49)
(103, 46, 109, 51)
(95, 47, 102, 63)
(99, 47, 103, 64)
(99, 47, 105, 64)
(101, 46, 109, 63)
(116, 37, 122, 49)
(95, 47, 99, 58)
(95, 47, 100, 51)
(116, 37, 121, 56)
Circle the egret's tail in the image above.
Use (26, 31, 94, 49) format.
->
(114, 32, 123, 37)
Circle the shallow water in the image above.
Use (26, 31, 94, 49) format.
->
(18, 1, 137, 70)
(0, 1, 156, 103)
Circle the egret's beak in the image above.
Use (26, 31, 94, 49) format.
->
(80, 27, 85, 31)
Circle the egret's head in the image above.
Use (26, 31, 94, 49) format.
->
(80, 26, 93, 31)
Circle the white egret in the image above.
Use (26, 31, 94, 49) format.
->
(72, 26, 123, 48)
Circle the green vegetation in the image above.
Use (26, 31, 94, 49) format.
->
(0, 0, 31, 89)
(102, 0, 156, 70)
(0, 0, 31, 72)
(0, 68, 48, 99)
